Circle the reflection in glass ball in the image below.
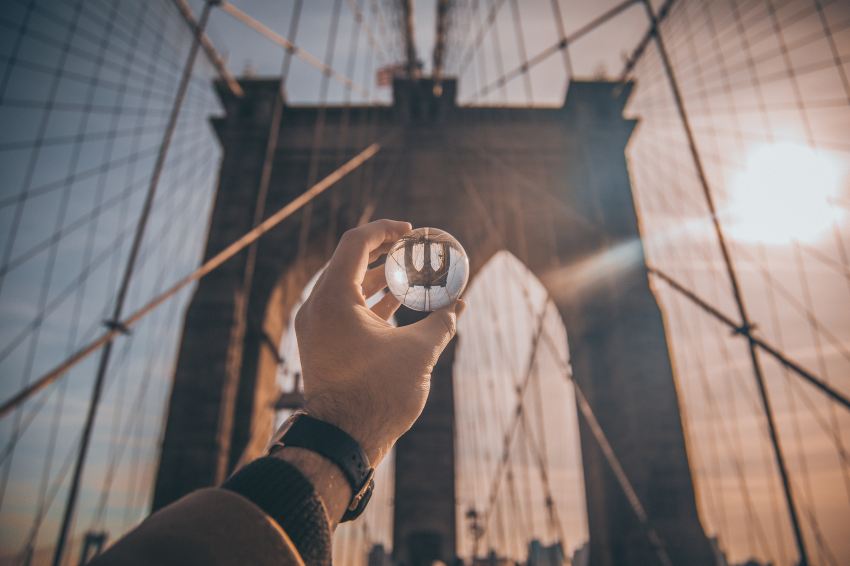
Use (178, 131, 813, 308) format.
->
(384, 227, 470, 312)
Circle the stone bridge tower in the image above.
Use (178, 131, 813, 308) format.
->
(153, 77, 714, 566)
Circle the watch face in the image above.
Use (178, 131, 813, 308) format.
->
(267, 411, 376, 523)
(266, 410, 308, 452)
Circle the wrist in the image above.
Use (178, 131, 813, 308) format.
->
(269, 411, 378, 523)
(303, 395, 391, 466)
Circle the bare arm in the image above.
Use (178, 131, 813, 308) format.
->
(278, 218, 465, 526)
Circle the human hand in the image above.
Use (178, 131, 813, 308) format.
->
(295, 219, 466, 467)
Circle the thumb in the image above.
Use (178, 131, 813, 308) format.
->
(408, 300, 466, 351)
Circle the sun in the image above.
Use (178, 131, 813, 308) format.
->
(725, 142, 846, 245)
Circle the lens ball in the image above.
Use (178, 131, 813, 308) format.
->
(384, 227, 469, 312)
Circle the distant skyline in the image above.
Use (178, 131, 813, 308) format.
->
(1, 1, 848, 565)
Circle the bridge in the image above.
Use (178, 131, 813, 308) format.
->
(0, 1, 848, 565)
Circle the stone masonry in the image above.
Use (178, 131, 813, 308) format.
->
(153, 77, 714, 566)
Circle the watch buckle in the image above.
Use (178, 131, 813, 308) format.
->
(348, 468, 375, 512)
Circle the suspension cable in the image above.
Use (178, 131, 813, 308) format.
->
(171, 0, 243, 97)
(472, 0, 637, 101)
(536, 326, 674, 566)
(456, 0, 508, 78)
(649, 266, 850, 412)
(218, 0, 369, 97)
(344, 0, 391, 65)
(0, 139, 385, 421)
(640, 1, 810, 561)
(49, 3, 218, 563)
(476, 303, 548, 553)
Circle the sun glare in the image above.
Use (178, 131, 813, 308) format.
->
(726, 142, 845, 245)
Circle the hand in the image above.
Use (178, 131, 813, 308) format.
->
(295, 219, 466, 467)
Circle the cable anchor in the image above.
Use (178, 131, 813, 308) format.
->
(731, 322, 756, 337)
(102, 319, 131, 336)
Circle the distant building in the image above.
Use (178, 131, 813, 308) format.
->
(367, 543, 392, 566)
(570, 542, 589, 566)
(526, 539, 565, 566)
(78, 530, 109, 565)
(471, 549, 514, 566)
(708, 536, 729, 566)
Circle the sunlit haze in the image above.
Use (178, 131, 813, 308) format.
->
(726, 142, 846, 245)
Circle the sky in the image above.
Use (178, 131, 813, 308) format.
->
(0, 1, 849, 565)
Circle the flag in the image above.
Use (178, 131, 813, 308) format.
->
(376, 63, 404, 87)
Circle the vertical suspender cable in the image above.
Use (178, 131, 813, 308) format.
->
(638, 1, 809, 564)
(432, 0, 450, 89)
(50, 3, 215, 564)
(548, 0, 573, 78)
(400, 0, 419, 77)
(295, 0, 343, 263)
(225, 0, 303, 474)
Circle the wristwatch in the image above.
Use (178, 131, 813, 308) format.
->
(268, 410, 375, 522)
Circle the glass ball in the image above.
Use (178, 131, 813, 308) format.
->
(384, 227, 470, 312)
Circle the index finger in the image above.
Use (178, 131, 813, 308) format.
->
(324, 219, 412, 292)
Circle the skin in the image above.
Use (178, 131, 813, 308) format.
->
(272, 219, 466, 528)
